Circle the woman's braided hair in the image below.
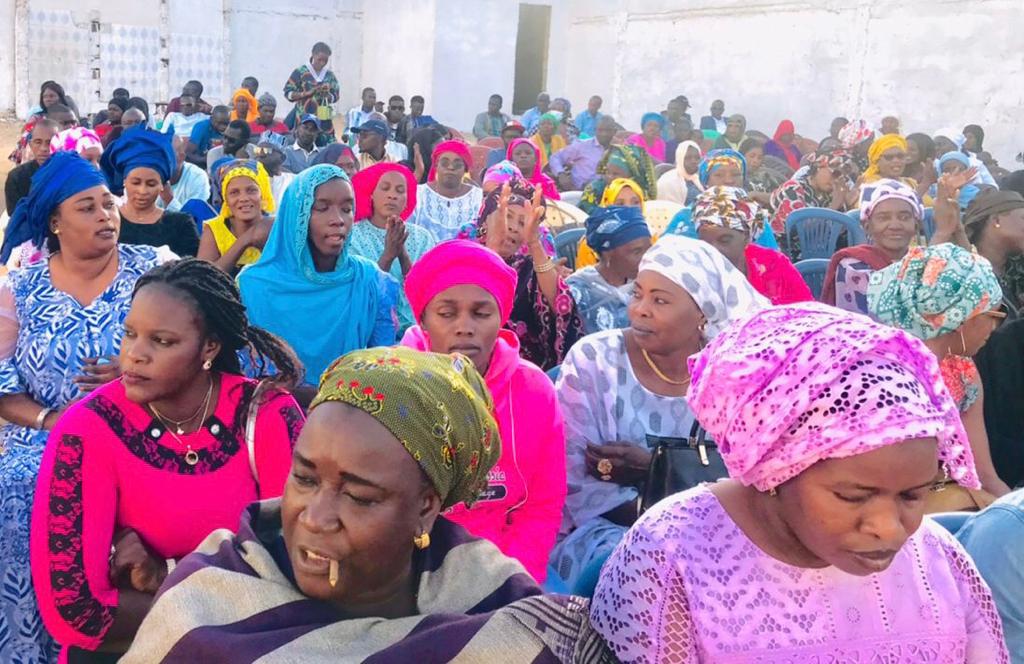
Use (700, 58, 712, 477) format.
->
(133, 258, 303, 389)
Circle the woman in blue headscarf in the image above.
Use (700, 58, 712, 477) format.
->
(0, 151, 167, 662)
(101, 126, 200, 256)
(664, 149, 780, 250)
(567, 205, 652, 334)
(238, 164, 397, 394)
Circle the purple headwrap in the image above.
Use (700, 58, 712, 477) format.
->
(686, 302, 978, 492)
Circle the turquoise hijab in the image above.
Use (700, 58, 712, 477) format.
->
(238, 165, 381, 386)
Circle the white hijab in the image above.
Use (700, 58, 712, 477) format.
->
(640, 235, 769, 339)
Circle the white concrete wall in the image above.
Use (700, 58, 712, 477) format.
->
(360, 0, 435, 123)
(563, 0, 1024, 165)
(228, 0, 363, 115)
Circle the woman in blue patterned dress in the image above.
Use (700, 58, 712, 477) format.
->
(0, 152, 166, 662)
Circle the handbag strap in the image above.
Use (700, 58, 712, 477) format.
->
(245, 380, 267, 491)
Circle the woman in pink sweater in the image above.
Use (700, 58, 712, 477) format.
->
(402, 240, 567, 582)
(30, 259, 305, 660)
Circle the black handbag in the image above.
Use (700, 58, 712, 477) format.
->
(640, 420, 728, 513)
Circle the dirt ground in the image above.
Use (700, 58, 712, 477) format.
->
(0, 118, 24, 216)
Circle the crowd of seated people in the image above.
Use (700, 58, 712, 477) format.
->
(1, 40, 1021, 663)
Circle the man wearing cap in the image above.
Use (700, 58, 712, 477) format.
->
(521, 92, 551, 133)
(485, 120, 526, 169)
(353, 115, 407, 168)
(282, 114, 322, 173)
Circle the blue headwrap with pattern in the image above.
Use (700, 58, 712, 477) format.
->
(699, 149, 747, 187)
(99, 125, 176, 195)
(584, 205, 651, 253)
(0, 151, 107, 262)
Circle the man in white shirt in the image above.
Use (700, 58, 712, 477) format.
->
(161, 94, 209, 140)
(345, 87, 377, 139)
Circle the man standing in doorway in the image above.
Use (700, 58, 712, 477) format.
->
(521, 92, 550, 133)
(473, 94, 511, 139)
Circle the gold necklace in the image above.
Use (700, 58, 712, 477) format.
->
(641, 348, 691, 386)
(149, 379, 214, 466)
(150, 378, 214, 435)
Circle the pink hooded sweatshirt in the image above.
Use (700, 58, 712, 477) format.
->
(401, 327, 565, 582)
(402, 240, 567, 582)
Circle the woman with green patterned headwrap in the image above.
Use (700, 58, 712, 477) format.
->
(579, 145, 658, 213)
(124, 346, 615, 663)
(868, 242, 1012, 504)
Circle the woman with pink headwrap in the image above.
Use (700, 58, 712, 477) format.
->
(400, 239, 566, 582)
(407, 140, 483, 241)
(591, 302, 1009, 664)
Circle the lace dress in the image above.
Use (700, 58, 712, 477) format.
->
(408, 185, 484, 242)
(591, 484, 1009, 664)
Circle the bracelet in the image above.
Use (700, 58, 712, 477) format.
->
(166, 558, 177, 575)
(35, 407, 53, 431)
(534, 259, 556, 274)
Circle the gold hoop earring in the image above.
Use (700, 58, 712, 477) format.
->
(959, 328, 967, 355)
(202, 360, 213, 370)
(413, 532, 431, 550)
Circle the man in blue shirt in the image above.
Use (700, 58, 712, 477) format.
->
(956, 489, 1024, 662)
(576, 95, 603, 140)
(186, 105, 230, 168)
(521, 92, 551, 133)
(282, 114, 323, 174)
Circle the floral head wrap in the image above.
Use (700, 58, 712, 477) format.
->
(686, 301, 979, 492)
(639, 235, 769, 339)
(868, 243, 1002, 341)
(692, 186, 764, 239)
(599, 145, 657, 198)
(859, 178, 923, 221)
(482, 159, 522, 191)
(698, 149, 746, 187)
(838, 118, 874, 149)
(312, 346, 501, 509)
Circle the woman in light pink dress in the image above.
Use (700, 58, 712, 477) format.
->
(590, 302, 1009, 663)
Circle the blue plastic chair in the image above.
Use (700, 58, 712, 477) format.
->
(546, 365, 561, 383)
(785, 207, 866, 260)
(555, 227, 586, 272)
(794, 258, 830, 300)
(180, 199, 218, 234)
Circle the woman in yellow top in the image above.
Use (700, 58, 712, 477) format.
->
(198, 159, 276, 275)
(530, 112, 567, 169)
(230, 88, 259, 123)
(575, 177, 647, 269)
(860, 134, 916, 187)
